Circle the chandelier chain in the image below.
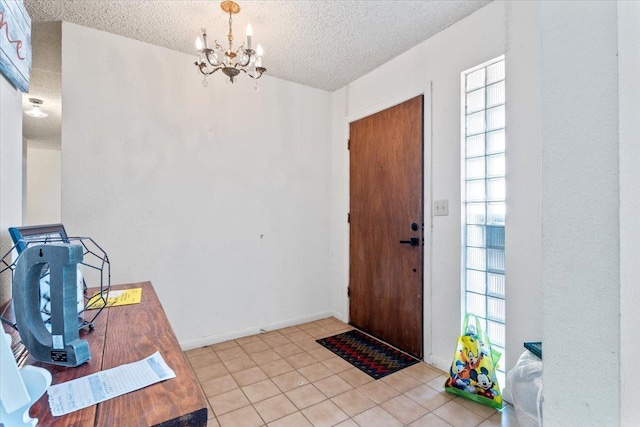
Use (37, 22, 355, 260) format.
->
(227, 11, 233, 53)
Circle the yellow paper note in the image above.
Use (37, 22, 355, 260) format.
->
(86, 288, 142, 309)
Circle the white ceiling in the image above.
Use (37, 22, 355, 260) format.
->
(22, 0, 491, 143)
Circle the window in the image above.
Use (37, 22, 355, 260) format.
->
(462, 57, 506, 381)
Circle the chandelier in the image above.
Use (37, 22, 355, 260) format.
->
(194, 1, 266, 87)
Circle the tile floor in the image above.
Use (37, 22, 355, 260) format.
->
(185, 317, 518, 427)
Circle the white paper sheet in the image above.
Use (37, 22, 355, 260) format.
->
(47, 351, 176, 416)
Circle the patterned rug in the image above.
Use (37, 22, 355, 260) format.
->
(316, 329, 420, 379)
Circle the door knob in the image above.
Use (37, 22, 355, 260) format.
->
(399, 237, 420, 247)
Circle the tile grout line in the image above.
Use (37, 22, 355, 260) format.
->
(190, 317, 508, 427)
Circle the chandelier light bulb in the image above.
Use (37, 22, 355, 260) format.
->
(246, 23, 252, 49)
(195, 36, 203, 51)
(256, 44, 263, 56)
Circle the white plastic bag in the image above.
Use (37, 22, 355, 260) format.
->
(506, 350, 543, 427)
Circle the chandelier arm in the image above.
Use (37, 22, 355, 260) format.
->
(197, 63, 224, 76)
(255, 67, 266, 79)
(238, 51, 252, 68)
(202, 50, 220, 67)
(196, 62, 208, 74)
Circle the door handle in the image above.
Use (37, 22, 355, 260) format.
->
(399, 237, 420, 247)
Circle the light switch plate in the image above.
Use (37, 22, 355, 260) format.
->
(433, 199, 449, 216)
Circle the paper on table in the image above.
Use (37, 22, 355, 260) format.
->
(86, 288, 142, 309)
(47, 351, 176, 417)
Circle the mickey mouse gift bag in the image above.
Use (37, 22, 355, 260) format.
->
(444, 314, 503, 409)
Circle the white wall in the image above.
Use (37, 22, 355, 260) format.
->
(330, 86, 350, 321)
(61, 23, 333, 348)
(618, 1, 640, 425)
(541, 1, 622, 424)
(26, 143, 61, 225)
(502, 0, 543, 377)
(0, 74, 24, 305)
(330, 1, 542, 374)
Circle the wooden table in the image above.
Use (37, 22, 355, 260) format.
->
(2, 281, 207, 426)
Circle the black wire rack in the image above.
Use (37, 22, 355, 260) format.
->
(0, 236, 111, 332)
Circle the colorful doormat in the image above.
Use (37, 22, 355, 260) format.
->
(316, 329, 420, 379)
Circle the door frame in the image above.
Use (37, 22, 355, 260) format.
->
(344, 82, 433, 362)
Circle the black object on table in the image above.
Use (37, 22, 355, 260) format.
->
(524, 341, 542, 359)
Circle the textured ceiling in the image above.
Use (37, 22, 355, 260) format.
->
(25, 0, 491, 92)
(22, 0, 491, 145)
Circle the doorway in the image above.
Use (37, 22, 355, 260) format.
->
(22, 22, 62, 226)
(349, 95, 424, 358)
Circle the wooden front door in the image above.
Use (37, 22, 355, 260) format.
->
(349, 95, 424, 359)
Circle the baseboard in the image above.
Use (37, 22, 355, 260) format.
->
(329, 309, 346, 323)
(430, 354, 451, 373)
(179, 310, 338, 351)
